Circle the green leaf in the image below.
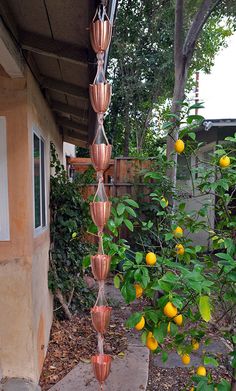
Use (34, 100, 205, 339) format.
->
(179, 202, 186, 211)
(146, 310, 159, 324)
(114, 275, 120, 289)
(117, 203, 126, 216)
(82, 255, 91, 268)
(124, 219, 134, 231)
(114, 216, 123, 226)
(217, 379, 231, 391)
(126, 312, 142, 328)
(124, 198, 139, 208)
(203, 356, 218, 367)
(135, 252, 143, 264)
(141, 330, 148, 345)
(215, 253, 234, 263)
(121, 281, 136, 303)
(153, 325, 165, 343)
(170, 322, 178, 336)
(161, 351, 168, 363)
(125, 206, 137, 217)
(199, 295, 211, 322)
(164, 233, 174, 241)
(188, 132, 196, 140)
(162, 271, 179, 284)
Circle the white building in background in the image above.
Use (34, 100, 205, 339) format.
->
(178, 33, 236, 248)
(63, 142, 76, 167)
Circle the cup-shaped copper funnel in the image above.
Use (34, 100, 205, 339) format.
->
(91, 254, 111, 281)
(91, 305, 112, 334)
(92, 354, 111, 383)
(90, 143, 112, 172)
(89, 83, 111, 113)
(90, 201, 111, 231)
(90, 19, 112, 53)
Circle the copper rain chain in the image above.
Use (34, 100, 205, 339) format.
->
(89, 2, 113, 389)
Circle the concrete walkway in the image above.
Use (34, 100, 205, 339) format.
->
(49, 343, 149, 391)
(49, 282, 149, 391)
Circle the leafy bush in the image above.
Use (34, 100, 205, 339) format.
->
(49, 143, 95, 318)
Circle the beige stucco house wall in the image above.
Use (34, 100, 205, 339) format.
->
(0, 66, 62, 382)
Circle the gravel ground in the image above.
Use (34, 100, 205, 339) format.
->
(147, 354, 232, 390)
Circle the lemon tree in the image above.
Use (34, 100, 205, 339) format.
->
(83, 126, 236, 390)
(105, 131, 236, 390)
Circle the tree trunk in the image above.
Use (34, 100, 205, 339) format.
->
(55, 289, 72, 320)
(166, 63, 187, 189)
(166, 0, 221, 191)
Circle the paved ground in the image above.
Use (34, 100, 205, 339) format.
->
(49, 344, 148, 391)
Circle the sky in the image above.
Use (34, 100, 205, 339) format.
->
(199, 32, 236, 120)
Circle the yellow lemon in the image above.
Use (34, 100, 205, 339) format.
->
(196, 366, 206, 376)
(146, 332, 158, 351)
(173, 226, 183, 238)
(135, 316, 145, 331)
(134, 284, 143, 299)
(174, 314, 183, 326)
(146, 252, 157, 266)
(192, 339, 200, 351)
(167, 322, 171, 333)
(174, 139, 185, 154)
(219, 155, 230, 168)
(161, 197, 168, 207)
(175, 243, 185, 255)
(163, 302, 178, 318)
(181, 354, 191, 365)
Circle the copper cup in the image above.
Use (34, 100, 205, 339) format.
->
(90, 143, 112, 172)
(91, 254, 111, 281)
(89, 83, 112, 113)
(90, 201, 111, 231)
(91, 305, 112, 334)
(92, 354, 112, 383)
(90, 20, 112, 53)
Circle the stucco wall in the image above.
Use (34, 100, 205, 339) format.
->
(27, 69, 62, 380)
(0, 68, 62, 382)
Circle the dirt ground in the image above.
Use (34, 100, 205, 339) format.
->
(147, 356, 231, 390)
(39, 314, 128, 390)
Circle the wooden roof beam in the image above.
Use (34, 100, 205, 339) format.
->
(20, 30, 88, 66)
(0, 18, 24, 77)
(41, 76, 88, 100)
(63, 129, 88, 148)
(51, 100, 88, 122)
(56, 116, 88, 134)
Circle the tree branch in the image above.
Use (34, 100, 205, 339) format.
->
(183, 0, 221, 59)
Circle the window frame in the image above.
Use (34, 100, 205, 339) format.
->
(0, 116, 10, 241)
(32, 127, 47, 236)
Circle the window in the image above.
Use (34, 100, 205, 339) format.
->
(0, 117, 10, 240)
(33, 130, 46, 232)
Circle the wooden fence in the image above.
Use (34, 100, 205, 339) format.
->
(67, 157, 153, 199)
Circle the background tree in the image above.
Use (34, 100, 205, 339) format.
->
(167, 0, 236, 186)
(106, 0, 235, 158)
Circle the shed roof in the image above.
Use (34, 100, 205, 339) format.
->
(0, 0, 117, 147)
